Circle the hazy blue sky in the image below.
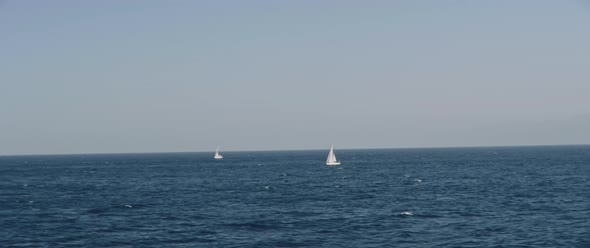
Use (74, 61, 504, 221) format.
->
(1, 1, 589, 155)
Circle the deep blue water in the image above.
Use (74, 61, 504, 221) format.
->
(1, 146, 589, 247)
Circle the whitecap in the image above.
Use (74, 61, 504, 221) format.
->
(400, 211, 413, 216)
(124, 204, 133, 208)
(414, 179, 422, 183)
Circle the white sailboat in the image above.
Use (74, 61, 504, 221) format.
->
(214, 146, 223, 160)
(326, 145, 341, 166)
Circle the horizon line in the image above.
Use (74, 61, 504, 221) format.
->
(1, 143, 589, 157)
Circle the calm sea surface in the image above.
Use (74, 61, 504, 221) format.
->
(1, 146, 589, 247)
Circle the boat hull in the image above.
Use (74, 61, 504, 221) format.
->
(326, 162, 341, 166)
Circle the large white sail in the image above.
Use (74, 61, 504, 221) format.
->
(326, 145, 341, 165)
(214, 146, 223, 159)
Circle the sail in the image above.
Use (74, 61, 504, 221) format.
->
(326, 145, 340, 165)
(214, 146, 223, 159)
(326, 147, 336, 163)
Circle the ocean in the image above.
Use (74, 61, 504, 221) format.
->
(1, 146, 589, 247)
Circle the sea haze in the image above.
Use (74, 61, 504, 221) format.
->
(1, 145, 589, 247)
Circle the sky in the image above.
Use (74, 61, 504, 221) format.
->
(1, 0, 589, 155)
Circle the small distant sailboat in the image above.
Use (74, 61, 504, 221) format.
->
(326, 145, 341, 166)
(214, 146, 223, 160)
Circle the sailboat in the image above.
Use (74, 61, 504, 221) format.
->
(326, 145, 341, 166)
(214, 146, 223, 160)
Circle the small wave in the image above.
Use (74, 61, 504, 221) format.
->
(351, 194, 376, 200)
(224, 220, 281, 230)
(161, 237, 216, 244)
(263, 186, 276, 190)
(85, 207, 110, 214)
(417, 213, 442, 218)
(258, 238, 317, 247)
(85, 204, 142, 214)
